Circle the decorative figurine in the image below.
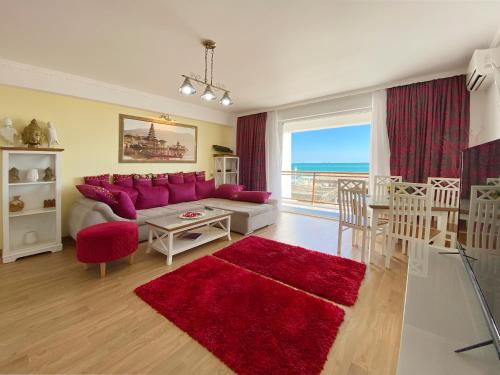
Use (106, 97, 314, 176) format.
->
(46, 121, 60, 147)
(21, 119, 43, 148)
(23, 231, 38, 245)
(9, 196, 25, 212)
(43, 167, 56, 181)
(43, 199, 56, 208)
(9, 167, 20, 183)
(0, 118, 18, 145)
(26, 168, 39, 182)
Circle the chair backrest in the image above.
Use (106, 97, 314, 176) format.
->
(427, 177, 460, 225)
(374, 175, 402, 200)
(388, 182, 433, 242)
(467, 185, 500, 250)
(486, 177, 500, 186)
(338, 179, 368, 228)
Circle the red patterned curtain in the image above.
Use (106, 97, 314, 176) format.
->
(236, 112, 267, 191)
(386, 75, 470, 182)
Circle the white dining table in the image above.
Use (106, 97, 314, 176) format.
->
(367, 197, 457, 263)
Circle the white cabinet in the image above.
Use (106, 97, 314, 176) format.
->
(214, 155, 239, 187)
(2, 147, 63, 263)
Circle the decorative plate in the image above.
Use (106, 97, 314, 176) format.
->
(178, 211, 205, 220)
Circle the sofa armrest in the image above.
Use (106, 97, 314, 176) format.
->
(68, 197, 128, 239)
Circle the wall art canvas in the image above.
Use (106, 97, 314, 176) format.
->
(119, 114, 197, 163)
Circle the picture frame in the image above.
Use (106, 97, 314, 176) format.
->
(119, 114, 197, 163)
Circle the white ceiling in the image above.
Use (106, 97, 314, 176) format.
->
(0, 0, 499, 115)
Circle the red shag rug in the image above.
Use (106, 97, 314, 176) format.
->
(214, 236, 366, 306)
(135, 256, 344, 375)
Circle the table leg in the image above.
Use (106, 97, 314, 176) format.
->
(369, 209, 379, 263)
(435, 212, 447, 247)
(226, 216, 232, 241)
(167, 233, 173, 266)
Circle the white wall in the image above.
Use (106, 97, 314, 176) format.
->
(470, 82, 500, 146)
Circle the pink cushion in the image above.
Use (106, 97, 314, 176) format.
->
(196, 179, 216, 199)
(76, 184, 117, 206)
(168, 173, 184, 184)
(167, 182, 197, 203)
(213, 184, 245, 199)
(113, 174, 133, 188)
(135, 186, 169, 209)
(107, 185, 139, 205)
(133, 174, 153, 187)
(195, 171, 206, 181)
(110, 191, 137, 219)
(232, 191, 272, 204)
(152, 177, 169, 187)
(83, 174, 110, 187)
(183, 172, 196, 183)
(76, 222, 138, 263)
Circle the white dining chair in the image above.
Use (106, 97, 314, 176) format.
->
(386, 182, 439, 268)
(372, 175, 404, 253)
(427, 177, 460, 247)
(467, 185, 500, 251)
(486, 177, 500, 186)
(337, 179, 370, 262)
(374, 175, 403, 200)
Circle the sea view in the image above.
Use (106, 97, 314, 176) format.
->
(291, 162, 369, 173)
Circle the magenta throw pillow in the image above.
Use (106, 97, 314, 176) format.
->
(195, 171, 206, 181)
(195, 179, 216, 199)
(113, 174, 133, 188)
(107, 185, 139, 205)
(183, 172, 196, 183)
(213, 184, 245, 199)
(167, 182, 197, 204)
(152, 177, 169, 187)
(76, 184, 117, 206)
(133, 175, 153, 187)
(110, 191, 137, 219)
(232, 191, 272, 204)
(134, 186, 169, 210)
(83, 174, 111, 187)
(168, 173, 184, 184)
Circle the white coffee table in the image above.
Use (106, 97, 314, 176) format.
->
(145, 208, 232, 265)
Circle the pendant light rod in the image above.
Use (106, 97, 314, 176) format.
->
(181, 74, 229, 93)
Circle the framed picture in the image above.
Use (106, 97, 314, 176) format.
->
(119, 114, 197, 163)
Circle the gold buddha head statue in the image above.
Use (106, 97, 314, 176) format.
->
(22, 119, 43, 147)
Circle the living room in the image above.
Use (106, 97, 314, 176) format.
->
(0, 2, 499, 375)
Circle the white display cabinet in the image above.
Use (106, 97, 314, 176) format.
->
(214, 155, 239, 187)
(2, 147, 64, 263)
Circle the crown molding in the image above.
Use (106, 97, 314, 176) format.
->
(0, 57, 236, 127)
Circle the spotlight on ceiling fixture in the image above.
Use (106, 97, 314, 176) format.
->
(179, 39, 233, 106)
(201, 85, 217, 101)
(220, 91, 233, 106)
(179, 77, 196, 95)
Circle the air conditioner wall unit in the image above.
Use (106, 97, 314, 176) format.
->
(466, 47, 500, 92)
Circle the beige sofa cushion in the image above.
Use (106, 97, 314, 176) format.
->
(197, 198, 275, 217)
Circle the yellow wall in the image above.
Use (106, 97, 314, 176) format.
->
(0, 84, 235, 240)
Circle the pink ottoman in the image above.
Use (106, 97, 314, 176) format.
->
(76, 221, 138, 277)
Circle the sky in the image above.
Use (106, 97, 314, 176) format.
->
(292, 124, 371, 163)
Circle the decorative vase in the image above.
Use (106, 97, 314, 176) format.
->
(23, 231, 38, 245)
(9, 196, 25, 212)
(26, 168, 39, 182)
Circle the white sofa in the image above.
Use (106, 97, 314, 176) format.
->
(69, 197, 279, 241)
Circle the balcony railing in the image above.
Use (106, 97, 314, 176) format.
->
(282, 170, 369, 206)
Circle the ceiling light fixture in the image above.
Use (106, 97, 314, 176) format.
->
(179, 39, 233, 106)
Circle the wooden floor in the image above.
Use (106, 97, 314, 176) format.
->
(0, 212, 408, 375)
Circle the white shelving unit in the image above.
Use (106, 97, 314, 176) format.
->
(214, 155, 239, 187)
(2, 147, 64, 263)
